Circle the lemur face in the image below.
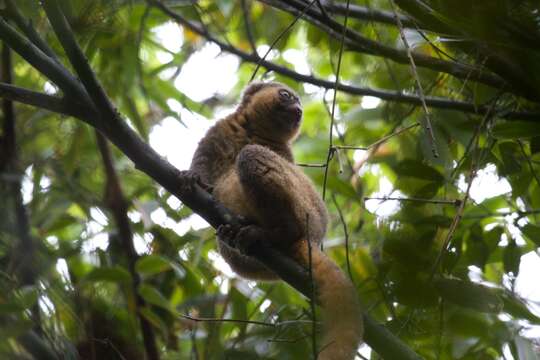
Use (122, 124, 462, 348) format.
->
(242, 82, 302, 141)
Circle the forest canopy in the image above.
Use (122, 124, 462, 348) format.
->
(1, 0, 540, 359)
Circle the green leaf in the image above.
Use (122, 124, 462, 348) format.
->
(498, 142, 522, 175)
(17, 286, 39, 310)
(0, 302, 23, 314)
(139, 307, 168, 335)
(434, 278, 503, 312)
(492, 121, 540, 139)
(501, 292, 540, 324)
(138, 284, 174, 313)
(521, 224, 540, 246)
(83, 266, 132, 284)
(393, 160, 445, 182)
(342, 106, 383, 123)
(135, 255, 172, 277)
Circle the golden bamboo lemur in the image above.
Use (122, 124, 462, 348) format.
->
(187, 82, 363, 359)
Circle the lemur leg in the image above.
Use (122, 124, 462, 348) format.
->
(236, 144, 312, 245)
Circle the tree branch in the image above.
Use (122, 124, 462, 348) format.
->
(151, 1, 540, 121)
(39, 0, 237, 229)
(95, 131, 160, 360)
(0, 82, 95, 120)
(258, 0, 510, 93)
(394, 0, 540, 99)
(0, 17, 89, 104)
(1, 43, 45, 350)
(322, 0, 415, 27)
(2, 0, 59, 60)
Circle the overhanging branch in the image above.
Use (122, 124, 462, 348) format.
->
(257, 0, 510, 93)
(152, 1, 540, 121)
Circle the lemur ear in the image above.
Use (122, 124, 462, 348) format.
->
(239, 81, 281, 108)
(242, 81, 267, 99)
(239, 82, 267, 108)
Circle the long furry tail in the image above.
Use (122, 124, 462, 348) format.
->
(296, 241, 363, 360)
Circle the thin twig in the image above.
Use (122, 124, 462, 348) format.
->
(518, 140, 540, 189)
(135, 5, 151, 103)
(368, 123, 421, 149)
(364, 196, 460, 206)
(179, 313, 276, 327)
(296, 163, 328, 168)
(322, 0, 350, 200)
(350, 122, 420, 183)
(240, 0, 258, 54)
(389, 0, 438, 158)
(333, 145, 368, 151)
(463, 209, 540, 219)
(362, 0, 401, 89)
(321, 92, 356, 174)
(430, 103, 496, 279)
(250, 0, 317, 81)
(332, 195, 354, 281)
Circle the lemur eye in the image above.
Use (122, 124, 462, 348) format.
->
(279, 89, 292, 99)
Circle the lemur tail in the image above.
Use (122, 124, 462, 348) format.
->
(296, 241, 363, 360)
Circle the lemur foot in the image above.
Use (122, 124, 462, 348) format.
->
(217, 224, 266, 256)
(178, 170, 213, 193)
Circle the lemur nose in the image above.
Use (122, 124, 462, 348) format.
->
(291, 103, 303, 118)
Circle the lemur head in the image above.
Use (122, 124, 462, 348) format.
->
(239, 81, 302, 143)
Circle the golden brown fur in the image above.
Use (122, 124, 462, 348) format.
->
(189, 82, 363, 359)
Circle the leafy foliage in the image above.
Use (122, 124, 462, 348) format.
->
(0, 0, 539, 359)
